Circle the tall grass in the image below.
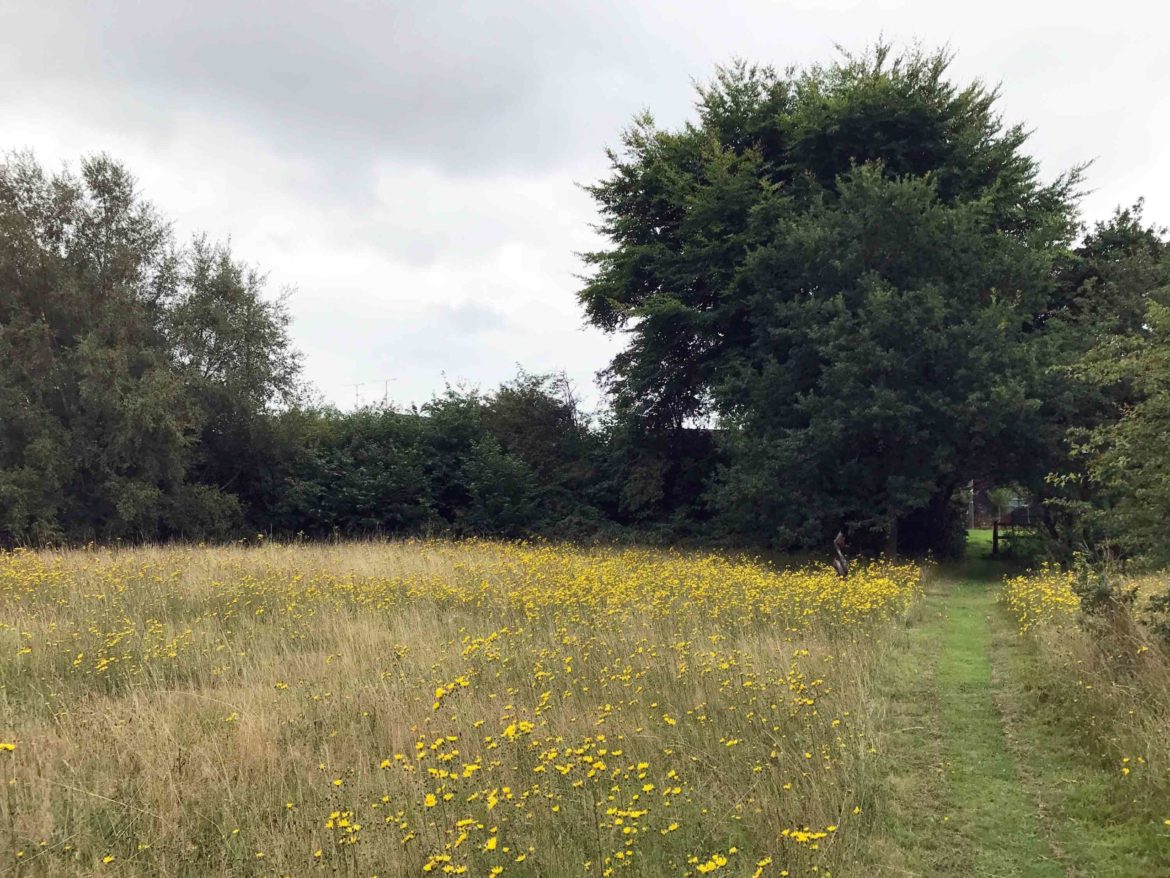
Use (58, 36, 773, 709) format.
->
(1000, 567, 1170, 816)
(0, 541, 920, 877)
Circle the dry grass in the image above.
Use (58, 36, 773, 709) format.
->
(1000, 567, 1170, 815)
(0, 540, 921, 877)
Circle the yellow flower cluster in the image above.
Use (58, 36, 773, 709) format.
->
(1001, 563, 1080, 633)
(1, 541, 920, 876)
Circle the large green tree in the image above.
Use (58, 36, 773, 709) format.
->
(1047, 206, 1170, 563)
(167, 236, 303, 528)
(579, 46, 1082, 553)
(1076, 302, 1170, 566)
(0, 152, 301, 543)
(0, 153, 196, 541)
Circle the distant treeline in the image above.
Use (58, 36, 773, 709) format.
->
(266, 375, 721, 543)
(4, 45, 1170, 563)
(0, 152, 714, 547)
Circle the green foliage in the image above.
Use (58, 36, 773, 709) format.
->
(580, 45, 1081, 554)
(1052, 207, 1170, 565)
(3, 46, 1166, 562)
(1067, 551, 1137, 618)
(1145, 590, 1170, 645)
(0, 153, 195, 541)
(459, 436, 541, 537)
(168, 237, 303, 525)
(593, 417, 722, 532)
(275, 406, 435, 536)
(0, 151, 301, 543)
(168, 483, 245, 540)
(1037, 203, 1170, 561)
(1081, 300, 1170, 563)
(272, 373, 615, 540)
(0, 152, 621, 546)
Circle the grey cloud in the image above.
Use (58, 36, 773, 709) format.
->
(5, 0, 660, 181)
(437, 301, 508, 334)
(304, 294, 611, 408)
(3, 0, 1167, 412)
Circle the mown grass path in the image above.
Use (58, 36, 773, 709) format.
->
(934, 583, 1067, 877)
(859, 569, 1170, 876)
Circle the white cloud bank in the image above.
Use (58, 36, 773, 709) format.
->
(2, 0, 1166, 409)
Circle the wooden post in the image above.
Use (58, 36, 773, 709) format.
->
(992, 519, 999, 558)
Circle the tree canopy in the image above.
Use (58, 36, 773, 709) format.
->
(3, 45, 1167, 564)
(579, 46, 1084, 553)
(0, 152, 298, 542)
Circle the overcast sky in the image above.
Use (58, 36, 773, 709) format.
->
(3, 0, 1167, 411)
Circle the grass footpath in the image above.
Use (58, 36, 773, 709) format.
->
(857, 562, 1170, 876)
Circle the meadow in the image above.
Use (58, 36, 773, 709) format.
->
(1000, 565, 1170, 814)
(0, 541, 921, 877)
